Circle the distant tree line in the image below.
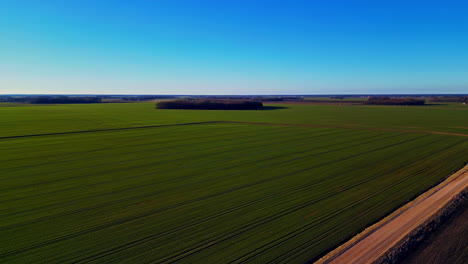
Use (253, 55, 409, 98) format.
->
(30, 96, 102, 104)
(255, 96, 303, 101)
(364, 96, 425, 105)
(187, 96, 303, 101)
(121, 95, 177, 101)
(156, 100, 264, 110)
(0, 96, 103, 104)
(429, 96, 468, 103)
(0, 96, 30, 103)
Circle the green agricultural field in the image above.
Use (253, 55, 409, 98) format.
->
(0, 102, 467, 136)
(0, 103, 467, 263)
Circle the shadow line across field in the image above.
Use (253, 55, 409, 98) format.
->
(1, 120, 467, 140)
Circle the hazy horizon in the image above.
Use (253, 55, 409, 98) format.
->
(2, 1, 467, 95)
(2, 93, 467, 96)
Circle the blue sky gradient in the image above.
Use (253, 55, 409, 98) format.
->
(1, 0, 467, 94)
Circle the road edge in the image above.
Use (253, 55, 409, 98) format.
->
(376, 188, 467, 264)
(314, 164, 468, 264)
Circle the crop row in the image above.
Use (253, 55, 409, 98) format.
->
(1, 123, 466, 263)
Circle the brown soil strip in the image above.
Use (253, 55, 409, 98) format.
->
(393, 126, 427, 129)
(399, 198, 468, 264)
(314, 164, 468, 264)
(265, 101, 468, 110)
(321, 122, 370, 127)
(356, 105, 468, 110)
(264, 101, 359, 106)
(321, 123, 427, 130)
(223, 121, 468, 137)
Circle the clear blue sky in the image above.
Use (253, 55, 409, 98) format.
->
(1, 0, 467, 95)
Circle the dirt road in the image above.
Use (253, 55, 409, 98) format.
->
(400, 202, 468, 264)
(315, 164, 468, 264)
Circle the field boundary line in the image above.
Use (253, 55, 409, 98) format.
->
(0, 121, 222, 140)
(314, 164, 468, 264)
(3, 121, 467, 139)
(220, 121, 468, 137)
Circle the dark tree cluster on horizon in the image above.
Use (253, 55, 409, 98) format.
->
(156, 100, 264, 110)
(364, 96, 425, 105)
(29, 96, 102, 104)
(121, 95, 178, 101)
(0, 96, 103, 104)
(429, 96, 468, 103)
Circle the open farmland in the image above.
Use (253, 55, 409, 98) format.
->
(0, 103, 467, 263)
(1, 102, 468, 137)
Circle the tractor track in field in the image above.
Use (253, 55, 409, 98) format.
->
(0, 122, 212, 152)
(0, 120, 466, 142)
(6, 132, 437, 229)
(2, 121, 466, 262)
(0, 134, 429, 260)
(74, 135, 440, 264)
(269, 151, 468, 264)
(0, 125, 291, 173)
(221, 121, 468, 137)
(0, 123, 245, 159)
(0, 128, 364, 221)
(73, 143, 464, 264)
(0, 130, 389, 228)
(156, 144, 465, 264)
(229, 152, 466, 263)
(0, 128, 344, 202)
(315, 164, 468, 264)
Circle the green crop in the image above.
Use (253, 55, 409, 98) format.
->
(0, 103, 466, 263)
